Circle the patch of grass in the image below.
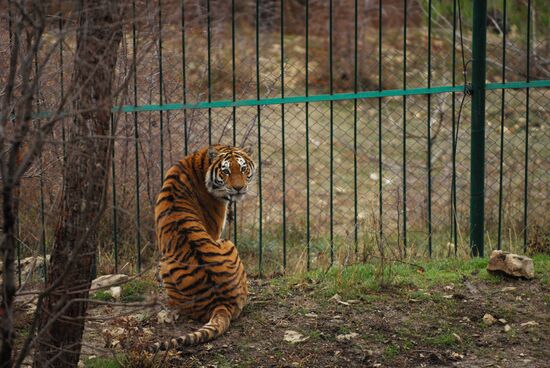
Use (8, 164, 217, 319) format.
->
(91, 290, 115, 302)
(408, 290, 434, 301)
(533, 255, 550, 284)
(309, 330, 322, 340)
(90, 277, 158, 303)
(281, 257, 485, 300)
(383, 345, 400, 359)
(84, 356, 122, 368)
(424, 332, 459, 348)
(337, 326, 352, 335)
(121, 279, 157, 302)
(212, 353, 236, 368)
(281, 254, 550, 300)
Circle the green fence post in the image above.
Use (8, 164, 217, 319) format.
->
(470, 0, 487, 257)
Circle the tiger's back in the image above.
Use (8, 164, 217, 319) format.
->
(154, 145, 254, 350)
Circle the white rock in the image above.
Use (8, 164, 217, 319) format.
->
(487, 250, 534, 279)
(336, 332, 359, 341)
(483, 313, 497, 326)
(108, 286, 121, 300)
(501, 286, 517, 292)
(157, 310, 178, 324)
(521, 321, 539, 327)
(284, 330, 309, 344)
(20, 255, 50, 277)
(451, 352, 464, 360)
(91, 274, 129, 290)
(498, 318, 508, 324)
(503, 324, 512, 333)
(452, 333, 463, 343)
(0, 256, 50, 280)
(305, 312, 318, 318)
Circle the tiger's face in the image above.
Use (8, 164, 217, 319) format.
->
(205, 146, 255, 202)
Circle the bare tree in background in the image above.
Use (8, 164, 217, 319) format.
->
(31, 1, 124, 367)
(1, 2, 48, 366)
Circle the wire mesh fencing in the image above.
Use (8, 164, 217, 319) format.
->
(4, 0, 549, 279)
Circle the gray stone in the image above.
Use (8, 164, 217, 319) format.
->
(0, 255, 50, 282)
(483, 313, 497, 326)
(91, 274, 129, 290)
(487, 250, 534, 279)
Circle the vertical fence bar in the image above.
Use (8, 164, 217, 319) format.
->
(470, 0, 487, 257)
(39, 147, 47, 283)
(353, 0, 358, 257)
(207, 0, 212, 145)
(132, 0, 142, 272)
(35, 55, 47, 283)
(377, 0, 383, 253)
(180, 0, 188, 155)
(329, 0, 334, 266)
(497, 0, 507, 250)
(8, 0, 21, 286)
(523, 0, 531, 253)
(427, 0, 434, 256)
(39, 145, 46, 282)
(402, 0, 408, 257)
(280, 0, 287, 271)
(111, 114, 119, 273)
(256, 0, 263, 276)
(158, 0, 164, 184)
(451, 0, 458, 255)
(231, 0, 237, 246)
(305, 0, 311, 271)
(57, 0, 66, 166)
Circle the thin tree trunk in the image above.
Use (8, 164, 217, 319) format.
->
(33, 2, 123, 367)
(1, 2, 45, 366)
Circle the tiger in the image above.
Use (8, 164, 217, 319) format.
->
(152, 145, 255, 351)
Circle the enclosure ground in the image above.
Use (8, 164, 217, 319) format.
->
(22, 256, 550, 368)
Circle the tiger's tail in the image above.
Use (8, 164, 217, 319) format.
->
(151, 306, 231, 352)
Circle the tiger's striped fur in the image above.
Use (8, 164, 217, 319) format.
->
(153, 145, 255, 351)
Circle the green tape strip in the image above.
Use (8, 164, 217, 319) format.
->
(486, 80, 550, 90)
(114, 85, 464, 112)
(11, 80, 550, 120)
(113, 80, 549, 113)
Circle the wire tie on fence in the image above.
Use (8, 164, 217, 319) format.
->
(464, 83, 473, 96)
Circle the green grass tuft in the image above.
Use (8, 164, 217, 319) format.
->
(91, 290, 115, 302)
(84, 356, 123, 368)
(279, 255, 550, 300)
(425, 332, 460, 348)
(383, 345, 400, 359)
(120, 279, 157, 302)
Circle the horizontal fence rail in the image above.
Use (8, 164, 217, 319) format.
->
(4, 0, 549, 281)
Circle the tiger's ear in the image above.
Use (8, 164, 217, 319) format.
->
(242, 145, 254, 157)
(207, 146, 219, 162)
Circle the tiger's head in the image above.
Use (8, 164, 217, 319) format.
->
(205, 145, 255, 202)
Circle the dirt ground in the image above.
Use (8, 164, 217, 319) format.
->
(77, 269, 550, 368)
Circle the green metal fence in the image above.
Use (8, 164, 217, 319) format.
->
(8, 0, 550, 279)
